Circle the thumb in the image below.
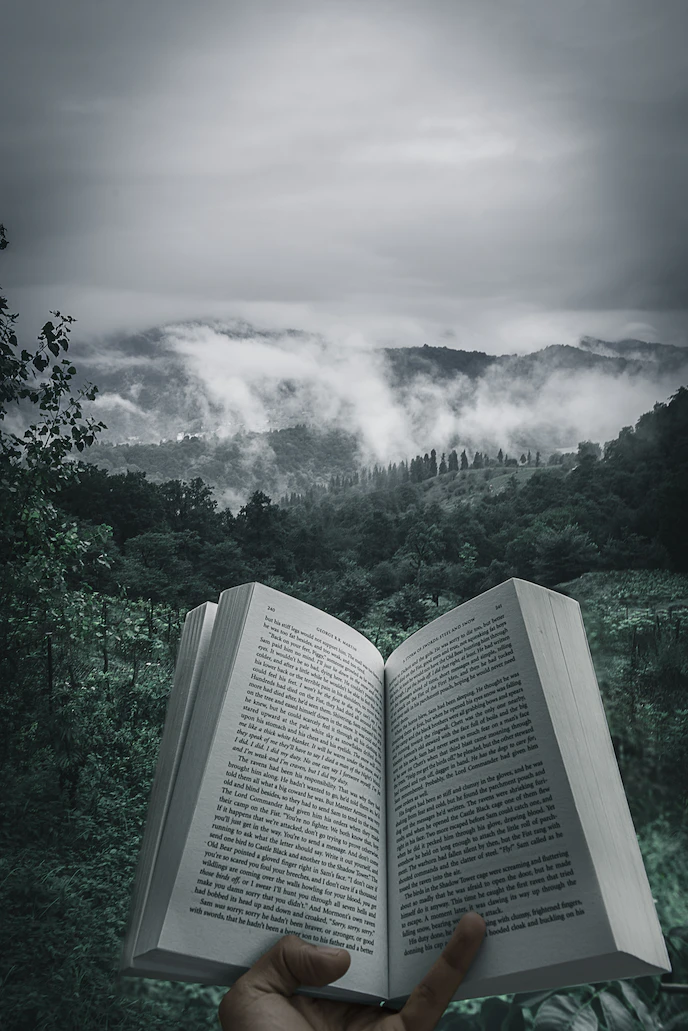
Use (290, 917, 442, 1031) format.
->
(240, 935, 351, 997)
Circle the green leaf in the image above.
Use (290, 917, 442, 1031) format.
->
(481, 998, 513, 1031)
(668, 926, 688, 942)
(632, 979, 659, 1005)
(618, 984, 660, 1031)
(534, 995, 598, 1031)
(598, 991, 640, 1031)
(515, 991, 561, 1011)
(505, 1007, 527, 1031)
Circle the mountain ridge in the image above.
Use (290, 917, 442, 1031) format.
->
(68, 322, 687, 507)
(71, 321, 688, 448)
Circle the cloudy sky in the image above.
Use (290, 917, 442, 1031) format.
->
(3, 0, 688, 355)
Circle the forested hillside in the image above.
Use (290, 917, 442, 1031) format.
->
(84, 424, 365, 505)
(52, 385, 688, 625)
(80, 426, 565, 508)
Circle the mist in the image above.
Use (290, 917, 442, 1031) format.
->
(77, 320, 687, 467)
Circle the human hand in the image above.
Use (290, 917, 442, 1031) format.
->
(218, 911, 485, 1031)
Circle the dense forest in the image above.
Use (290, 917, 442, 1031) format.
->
(1, 227, 687, 1030)
(51, 386, 687, 629)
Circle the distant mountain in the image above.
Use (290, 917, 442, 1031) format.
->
(71, 325, 688, 445)
(70, 320, 323, 443)
(382, 344, 498, 386)
(386, 340, 685, 382)
(577, 336, 688, 370)
(70, 321, 687, 503)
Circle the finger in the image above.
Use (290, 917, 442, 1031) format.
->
(237, 935, 351, 998)
(398, 912, 486, 1031)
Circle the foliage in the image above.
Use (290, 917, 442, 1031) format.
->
(560, 571, 688, 817)
(0, 225, 105, 507)
(533, 523, 600, 585)
(385, 583, 432, 630)
(442, 976, 674, 1031)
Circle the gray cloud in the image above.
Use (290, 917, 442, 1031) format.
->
(2, 0, 688, 349)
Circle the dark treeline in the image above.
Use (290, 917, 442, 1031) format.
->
(290, 445, 567, 500)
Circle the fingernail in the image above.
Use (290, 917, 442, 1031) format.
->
(314, 945, 344, 956)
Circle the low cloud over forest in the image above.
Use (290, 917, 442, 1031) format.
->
(71, 320, 688, 469)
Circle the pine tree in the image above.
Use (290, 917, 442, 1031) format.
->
(497, 448, 504, 465)
(439, 452, 447, 475)
(460, 449, 469, 471)
(430, 448, 438, 476)
(448, 449, 459, 473)
(535, 451, 541, 467)
(527, 450, 532, 466)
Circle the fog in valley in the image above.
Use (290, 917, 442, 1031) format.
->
(67, 320, 687, 473)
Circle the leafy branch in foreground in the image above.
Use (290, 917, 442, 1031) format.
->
(0, 223, 107, 510)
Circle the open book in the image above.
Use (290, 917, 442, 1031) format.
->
(119, 578, 670, 1007)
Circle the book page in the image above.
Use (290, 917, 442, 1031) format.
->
(159, 585, 389, 1001)
(122, 601, 217, 972)
(385, 580, 612, 1001)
